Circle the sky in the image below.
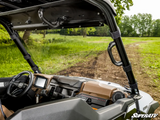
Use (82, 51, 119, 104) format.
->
(124, 0, 160, 20)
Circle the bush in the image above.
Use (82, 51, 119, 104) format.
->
(0, 29, 12, 44)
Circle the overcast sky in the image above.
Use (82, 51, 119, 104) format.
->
(124, 0, 160, 20)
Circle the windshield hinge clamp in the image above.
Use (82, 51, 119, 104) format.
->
(110, 29, 121, 39)
(10, 34, 17, 40)
(24, 53, 31, 60)
(32, 65, 39, 73)
(123, 63, 132, 72)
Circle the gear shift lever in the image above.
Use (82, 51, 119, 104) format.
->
(36, 94, 39, 104)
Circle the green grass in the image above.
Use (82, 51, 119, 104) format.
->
(0, 34, 160, 77)
(139, 41, 160, 83)
(0, 34, 111, 77)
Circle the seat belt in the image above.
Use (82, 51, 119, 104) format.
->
(0, 99, 6, 119)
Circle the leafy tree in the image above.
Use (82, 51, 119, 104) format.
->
(80, 28, 89, 37)
(145, 14, 153, 37)
(23, 31, 31, 43)
(95, 24, 109, 36)
(111, 0, 133, 24)
(136, 13, 153, 37)
(88, 27, 96, 36)
(119, 15, 133, 36)
(130, 15, 139, 37)
(71, 28, 80, 35)
(119, 13, 153, 37)
(152, 19, 160, 37)
(60, 28, 70, 35)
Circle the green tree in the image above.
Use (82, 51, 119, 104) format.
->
(95, 24, 109, 36)
(71, 28, 80, 35)
(152, 19, 160, 37)
(119, 15, 133, 36)
(80, 28, 89, 37)
(80, 27, 96, 37)
(88, 27, 96, 36)
(111, 0, 133, 24)
(136, 13, 153, 37)
(23, 31, 31, 43)
(60, 28, 70, 35)
(145, 14, 153, 37)
(119, 13, 153, 37)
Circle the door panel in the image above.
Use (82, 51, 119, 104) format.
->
(0, 77, 13, 97)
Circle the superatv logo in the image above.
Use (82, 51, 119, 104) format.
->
(131, 113, 158, 118)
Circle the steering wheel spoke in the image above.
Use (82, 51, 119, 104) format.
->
(11, 88, 23, 96)
(12, 82, 19, 87)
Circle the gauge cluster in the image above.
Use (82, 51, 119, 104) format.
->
(34, 76, 48, 89)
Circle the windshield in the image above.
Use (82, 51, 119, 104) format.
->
(0, 27, 112, 78)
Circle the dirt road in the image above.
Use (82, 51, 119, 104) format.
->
(57, 43, 160, 119)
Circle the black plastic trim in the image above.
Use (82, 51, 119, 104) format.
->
(110, 30, 121, 39)
(123, 63, 132, 72)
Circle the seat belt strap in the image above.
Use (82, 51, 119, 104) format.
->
(0, 99, 6, 119)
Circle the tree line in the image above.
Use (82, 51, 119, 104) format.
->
(43, 25, 110, 37)
(119, 13, 160, 37)
(1, 12, 160, 44)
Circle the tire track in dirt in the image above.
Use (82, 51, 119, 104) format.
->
(57, 42, 160, 119)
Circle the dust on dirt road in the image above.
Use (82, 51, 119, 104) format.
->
(57, 43, 160, 119)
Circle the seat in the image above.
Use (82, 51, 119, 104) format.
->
(0, 105, 14, 120)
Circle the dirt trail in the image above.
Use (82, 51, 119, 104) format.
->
(57, 42, 160, 119)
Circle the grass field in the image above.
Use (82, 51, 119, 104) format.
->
(139, 41, 160, 84)
(0, 34, 160, 78)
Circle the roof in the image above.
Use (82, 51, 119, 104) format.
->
(0, 0, 116, 30)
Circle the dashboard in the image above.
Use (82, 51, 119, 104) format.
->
(32, 73, 129, 109)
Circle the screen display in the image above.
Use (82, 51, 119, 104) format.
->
(35, 77, 47, 88)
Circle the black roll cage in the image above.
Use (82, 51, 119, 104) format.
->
(0, 0, 141, 115)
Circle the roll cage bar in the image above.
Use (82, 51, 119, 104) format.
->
(0, 0, 141, 116)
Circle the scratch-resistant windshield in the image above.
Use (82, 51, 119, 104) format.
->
(0, 27, 111, 77)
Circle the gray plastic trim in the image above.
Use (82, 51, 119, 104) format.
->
(7, 98, 134, 120)
(147, 100, 159, 114)
(97, 98, 134, 120)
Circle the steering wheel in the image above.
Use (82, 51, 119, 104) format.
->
(7, 71, 34, 98)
